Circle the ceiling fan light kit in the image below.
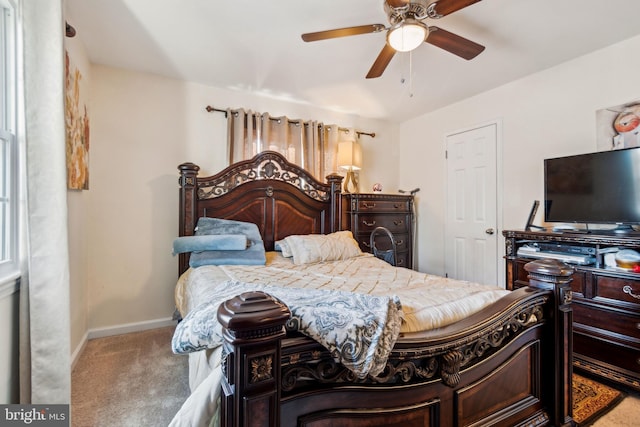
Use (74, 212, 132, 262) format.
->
(301, 0, 485, 78)
(387, 19, 428, 52)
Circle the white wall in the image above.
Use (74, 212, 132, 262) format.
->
(400, 34, 640, 280)
(86, 65, 396, 330)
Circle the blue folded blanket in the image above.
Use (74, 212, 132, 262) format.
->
(189, 242, 266, 267)
(186, 217, 267, 268)
(172, 234, 248, 255)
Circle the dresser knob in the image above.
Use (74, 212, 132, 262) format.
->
(393, 220, 403, 226)
(362, 202, 376, 209)
(396, 240, 404, 245)
(363, 220, 376, 227)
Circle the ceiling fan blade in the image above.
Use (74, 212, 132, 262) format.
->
(366, 44, 396, 79)
(302, 24, 385, 42)
(426, 26, 485, 60)
(428, 0, 482, 18)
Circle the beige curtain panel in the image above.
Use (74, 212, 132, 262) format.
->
(226, 109, 342, 181)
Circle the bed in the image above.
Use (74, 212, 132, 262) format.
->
(172, 151, 575, 427)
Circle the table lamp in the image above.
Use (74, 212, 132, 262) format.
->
(338, 140, 362, 193)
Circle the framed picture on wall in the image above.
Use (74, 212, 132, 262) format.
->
(65, 50, 90, 190)
(596, 100, 640, 151)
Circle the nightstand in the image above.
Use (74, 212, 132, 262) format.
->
(342, 193, 414, 269)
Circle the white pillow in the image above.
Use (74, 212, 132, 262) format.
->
(283, 231, 362, 265)
(274, 239, 293, 258)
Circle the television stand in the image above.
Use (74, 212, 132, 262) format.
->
(503, 229, 640, 392)
(606, 224, 640, 235)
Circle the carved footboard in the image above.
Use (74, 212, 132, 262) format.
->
(216, 259, 575, 427)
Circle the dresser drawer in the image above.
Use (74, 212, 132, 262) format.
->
(355, 232, 410, 253)
(356, 214, 410, 234)
(394, 251, 410, 269)
(355, 199, 411, 212)
(356, 238, 410, 268)
(575, 332, 640, 376)
(574, 303, 640, 346)
(594, 274, 640, 311)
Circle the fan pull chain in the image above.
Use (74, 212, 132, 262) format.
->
(400, 52, 414, 98)
(409, 51, 414, 98)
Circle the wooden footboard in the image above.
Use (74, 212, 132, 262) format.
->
(216, 259, 576, 427)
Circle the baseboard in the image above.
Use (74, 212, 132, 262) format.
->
(87, 317, 177, 340)
(71, 331, 89, 370)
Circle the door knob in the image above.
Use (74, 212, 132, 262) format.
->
(485, 228, 495, 235)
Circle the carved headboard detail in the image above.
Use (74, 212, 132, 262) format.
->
(178, 151, 344, 275)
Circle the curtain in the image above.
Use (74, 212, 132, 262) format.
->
(227, 109, 342, 181)
(19, 0, 71, 404)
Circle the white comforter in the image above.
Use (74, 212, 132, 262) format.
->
(170, 252, 509, 426)
(176, 252, 509, 333)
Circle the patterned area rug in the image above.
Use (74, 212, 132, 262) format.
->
(573, 374, 626, 426)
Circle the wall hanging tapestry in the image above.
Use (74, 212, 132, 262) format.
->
(64, 50, 90, 190)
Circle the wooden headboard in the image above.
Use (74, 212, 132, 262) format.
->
(178, 151, 344, 275)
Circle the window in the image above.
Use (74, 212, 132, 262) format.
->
(0, 0, 18, 283)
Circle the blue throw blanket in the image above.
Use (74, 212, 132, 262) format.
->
(186, 217, 266, 268)
(172, 280, 403, 378)
(172, 234, 248, 255)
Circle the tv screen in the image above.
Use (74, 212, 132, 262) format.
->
(544, 147, 640, 225)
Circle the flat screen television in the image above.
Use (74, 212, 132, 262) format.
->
(544, 146, 640, 232)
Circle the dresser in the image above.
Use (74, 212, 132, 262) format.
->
(342, 193, 414, 269)
(503, 229, 640, 391)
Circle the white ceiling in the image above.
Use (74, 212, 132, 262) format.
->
(65, 0, 640, 123)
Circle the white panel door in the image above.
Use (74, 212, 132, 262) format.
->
(445, 123, 498, 285)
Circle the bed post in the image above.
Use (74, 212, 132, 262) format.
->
(326, 173, 343, 232)
(217, 291, 291, 427)
(178, 162, 199, 275)
(524, 259, 576, 427)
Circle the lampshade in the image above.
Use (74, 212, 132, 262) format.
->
(337, 140, 362, 170)
(387, 19, 428, 52)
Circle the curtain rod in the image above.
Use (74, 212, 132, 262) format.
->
(205, 105, 375, 139)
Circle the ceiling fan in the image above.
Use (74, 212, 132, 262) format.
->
(301, 0, 485, 79)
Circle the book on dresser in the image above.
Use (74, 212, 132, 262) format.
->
(503, 229, 640, 392)
(342, 193, 414, 270)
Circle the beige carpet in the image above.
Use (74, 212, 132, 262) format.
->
(71, 326, 189, 427)
(591, 393, 640, 427)
(72, 326, 640, 426)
